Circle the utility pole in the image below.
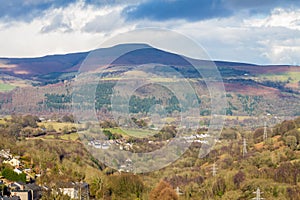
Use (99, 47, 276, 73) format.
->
(252, 187, 264, 200)
(263, 122, 268, 141)
(242, 138, 247, 157)
(212, 162, 218, 177)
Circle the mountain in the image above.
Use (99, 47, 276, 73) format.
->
(0, 44, 272, 80)
(0, 44, 299, 118)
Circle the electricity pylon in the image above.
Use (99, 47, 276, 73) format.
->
(242, 138, 247, 157)
(252, 187, 264, 200)
(263, 122, 268, 141)
(212, 162, 218, 177)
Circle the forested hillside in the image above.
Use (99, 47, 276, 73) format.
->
(0, 115, 299, 199)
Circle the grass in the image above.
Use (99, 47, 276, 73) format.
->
(106, 127, 156, 138)
(0, 83, 15, 92)
(43, 135, 55, 139)
(60, 133, 79, 141)
(37, 121, 76, 131)
(0, 118, 6, 125)
(41, 133, 79, 141)
(259, 72, 300, 83)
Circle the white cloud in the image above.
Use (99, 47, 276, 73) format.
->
(245, 8, 300, 30)
(0, 1, 135, 57)
(166, 10, 300, 65)
(82, 7, 126, 33)
(0, 2, 299, 65)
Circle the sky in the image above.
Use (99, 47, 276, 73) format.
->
(1, 0, 300, 65)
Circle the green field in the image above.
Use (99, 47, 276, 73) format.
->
(37, 121, 76, 131)
(42, 133, 79, 141)
(260, 72, 300, 83)
(0, 83, 15, 92)
(60, 133, 79, 141)
(106, 127, 156, 138)
(0, 118, 6, 125)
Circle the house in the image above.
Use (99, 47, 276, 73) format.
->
(89, 140, 110, 150)
(10, 190, 32, 200)
(101, 142, 110, 150)
(38, 118, 45, 122)
(3, 158, 20, 167)
(0, 150, 11, 160)
(9, 182, 25, 191)
(9, 183, 41, 200)
(58, 182, 89, 200)
(13, 169, 22, 175)
(24, 184, 42, 200)
(0, 196, 21, 200)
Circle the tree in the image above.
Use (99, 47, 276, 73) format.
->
(159, 187, 179, 200)
(22, 115, 38, 128)
(2, 168, 26, 182)
(150, 180, 178, 200)
(274, 162, 297, 184)
(62, 126, 69, 134)
(90, 176, 104, 199)
(109, 174, 144, 199)
(286, 186, 300, 200)
(212, 177, 226, 197)
(8, 123, 22, 138)
(233, 171, 245, 189)
(62, 115, 74, 123)
(47, 124, 55, 132)
(285, 136, 297, 150)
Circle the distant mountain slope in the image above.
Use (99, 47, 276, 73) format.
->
(1, 43, 287, 82)
(0, 44, 299, 116)
(0, 52, 88, 79)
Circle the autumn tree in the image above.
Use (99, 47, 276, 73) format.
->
(150, 180, 178, 200)
(285, 135, 297, 150)
(108, 174, 144, 199)
(274, 162, 300, 185)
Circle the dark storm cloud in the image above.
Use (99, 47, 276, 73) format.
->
(123, 0, 300, 22)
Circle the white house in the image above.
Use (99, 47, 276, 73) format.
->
(3, 158, 21, 167)
(58, 182, 89, 200)
(0, 149, 12, 159)
(13, 168, 23, 175)
(60, 187, 79, 199)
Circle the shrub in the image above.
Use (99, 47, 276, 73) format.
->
(212, 177, 226, 197)
(2, 168, 26, 182)
(233, 171, 245, 189)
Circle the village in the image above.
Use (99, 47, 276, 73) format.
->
(0, 149, 89, 200)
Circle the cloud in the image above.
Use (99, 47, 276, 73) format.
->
(244, 8, 300, 30)
(0, 0, 143, 23)
(227, 0, 300, 11)
(173, 11, 300, 65)
(41, 14, 73, 33)
(0, 0, 299, 66)
(123, 0, 232, 22)
(0, 2, 135, 58)
(123, 0, 300, 22)
(82, 7, 127, 33)
(0, 0, 77, 22)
